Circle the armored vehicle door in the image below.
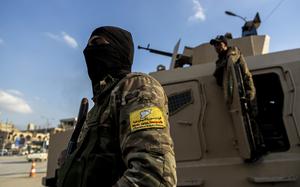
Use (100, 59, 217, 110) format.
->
(227, 60, 253, 160)
(163, 80, 204, 161)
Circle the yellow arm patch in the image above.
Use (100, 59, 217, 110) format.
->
(129, 106, 166, 132)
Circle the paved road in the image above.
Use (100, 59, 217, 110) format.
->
(0, 156, 47, 187)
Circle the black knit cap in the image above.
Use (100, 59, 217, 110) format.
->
(89, 26, 134, 65)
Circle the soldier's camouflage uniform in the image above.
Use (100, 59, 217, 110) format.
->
(57, 73, 177, 187)
(212, 45, 266, 161)
(213, 46, 256, 102)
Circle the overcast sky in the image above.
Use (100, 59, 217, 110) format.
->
(0, 0, 299, 130)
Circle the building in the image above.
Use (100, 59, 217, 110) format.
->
(59, 117, 77, 130)
(0, 117, 75, 155)
(0, 122, 18, 151)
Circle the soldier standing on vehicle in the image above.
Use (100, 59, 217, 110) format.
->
(56, 26, 177, 187)
(210, 34, 266, 162)
(210, 35, 256, 102)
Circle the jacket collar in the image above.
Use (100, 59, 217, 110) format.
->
(92, 75, 119, 104)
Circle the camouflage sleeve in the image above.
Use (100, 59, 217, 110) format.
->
(239, 55, 256, 100)
(227, 46, 242, 64)
(113, 73, 177, 187)
(228, 47, 256, 100)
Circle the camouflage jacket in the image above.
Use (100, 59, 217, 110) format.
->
(213, 46, 256, 101)
(57, 73, 177, 187)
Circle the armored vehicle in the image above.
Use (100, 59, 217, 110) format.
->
(147, 34, 300, 186)
(42, 16, 300, 187)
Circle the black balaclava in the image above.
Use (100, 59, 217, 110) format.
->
(83, 26, 134, 95)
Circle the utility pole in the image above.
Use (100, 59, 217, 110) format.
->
(40, 116, 53, 151)
(1, 121, 9, 156)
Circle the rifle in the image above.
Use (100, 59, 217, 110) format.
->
(233, 63, 262, 161)
(138, 44, 191, 68)
(138, 44, 173, 57)
(66, 97, 89, 156)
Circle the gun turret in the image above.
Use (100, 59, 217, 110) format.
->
(138, 44, 173, 57)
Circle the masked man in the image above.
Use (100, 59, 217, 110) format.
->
(57, 26, 177, 187)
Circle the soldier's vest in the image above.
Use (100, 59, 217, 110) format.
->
(57, 83, 124, 187)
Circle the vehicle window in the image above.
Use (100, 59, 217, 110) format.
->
(168, 89, 193, 116)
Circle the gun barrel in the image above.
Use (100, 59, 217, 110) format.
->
(138, 45, 173, 57)
(67, 98, 89, 155)
(137, 45, 148, 50)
